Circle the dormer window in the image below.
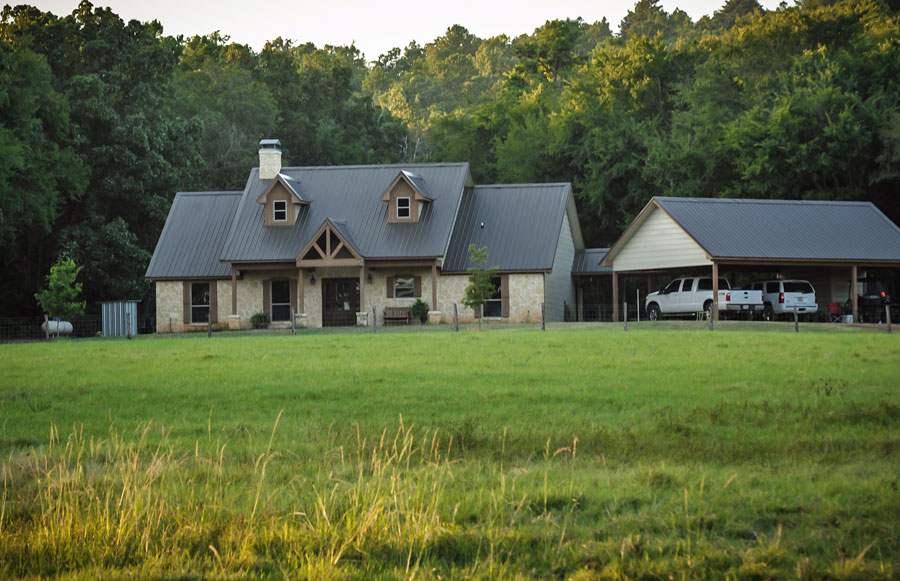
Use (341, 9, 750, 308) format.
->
(381, 170, 433, 224)
(273, 200, 287, 222)
(396, 197, 411, 219)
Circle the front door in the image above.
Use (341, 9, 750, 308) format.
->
(322, 278, 359, 327)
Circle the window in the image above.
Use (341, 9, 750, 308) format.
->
(271, 280, 291, 321)
(697, 278, 729, 291)
(784, 282, 813, 294)
(483, 276, 503, 317)
(663, 280, 681, 294)
(396, 197, 410, 219)
(681, 279, 694, 292)
(394, 276, 414, 298)
(766, 282, 780, 294)
(191, 282, 210, 323)
(273, 200, 287, 222)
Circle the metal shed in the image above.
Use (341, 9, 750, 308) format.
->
(101, 300, 140, 337)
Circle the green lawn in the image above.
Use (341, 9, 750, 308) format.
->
(1, 323, 898, 579)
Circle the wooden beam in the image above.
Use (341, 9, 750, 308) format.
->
(359, 265, 366, 313)
(432, 262, 438, 311)
(296, 257, 364, 268)
(851, 265, 858, 323)
(612, 271, 619, 322)
(231, 268, 237, 316)
(712, 262, 719, 322)
(298, 268, 304, 313)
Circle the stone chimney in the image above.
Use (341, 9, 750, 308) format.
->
(258, 139, 282, 179)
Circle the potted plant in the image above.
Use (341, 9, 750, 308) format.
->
(411, 299, 429, 324)
(250, 312, 270, 329)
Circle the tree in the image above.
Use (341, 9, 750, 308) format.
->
(34, 255, 85, 319)
(462, 245, 498, 328)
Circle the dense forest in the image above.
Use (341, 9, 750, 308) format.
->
(1, 0, 898, 315)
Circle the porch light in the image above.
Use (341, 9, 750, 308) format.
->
(367, 273, 373, 284)
(310, 273, 317, 285)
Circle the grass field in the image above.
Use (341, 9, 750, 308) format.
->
(1, 322, 899, 579)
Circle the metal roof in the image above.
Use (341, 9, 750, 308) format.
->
(402, 170, 433, 201)
(221, 163, 471, 262)
(443, 183, 571, 272)
(572, 249, 612, 274)
(145, 192, 242, 279)
(655, 197, 900, 262)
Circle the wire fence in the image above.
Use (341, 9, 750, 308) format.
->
(0, 315, 156, 343)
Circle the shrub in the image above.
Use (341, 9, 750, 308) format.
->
(411, 299, 429, 322)
(250, 312, 271, 328)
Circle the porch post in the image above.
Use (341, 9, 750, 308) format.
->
(851, 264, 858, 323)
(298, 267, 304, 313)
(432, 262, 438, 310)
(612, 271, 619, 322)
(231, 268, 237, 315)
(712, 262, 720, 321)
(359, 265, 366, 312)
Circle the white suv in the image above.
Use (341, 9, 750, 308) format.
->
(747, 280, 818, 321)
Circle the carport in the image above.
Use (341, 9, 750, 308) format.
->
(599, 197, 900, 322)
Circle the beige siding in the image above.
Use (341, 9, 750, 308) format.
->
(614, 207, 711, 272)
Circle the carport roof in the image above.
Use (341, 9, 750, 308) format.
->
(603, 197, 900, 268)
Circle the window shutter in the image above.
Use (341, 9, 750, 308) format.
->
(183, 281, 191, 324)
(210, 281, 218, 323)
(263, 280, 271, 315)
(414, 276, 421, 298)
(386, 276, 394, 298)
(501, 274, 510, 318)
(290, 279, 297, 315)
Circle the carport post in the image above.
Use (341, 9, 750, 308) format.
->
(851, 265, 859, 323)
(612, 271, 619, 322)
(711, 262, 720, 323)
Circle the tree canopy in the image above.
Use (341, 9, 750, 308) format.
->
(2, 0, 899, 315)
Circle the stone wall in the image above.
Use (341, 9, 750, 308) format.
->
(436, 273, 544, 323)
(155, 281, 184, 333)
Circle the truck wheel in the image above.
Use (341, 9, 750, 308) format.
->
(647, 304, 661, 321)
(704, 301, 713, 320)
(763, 304, 774, 321)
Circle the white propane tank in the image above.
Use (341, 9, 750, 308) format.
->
(41, 320, 74, 335)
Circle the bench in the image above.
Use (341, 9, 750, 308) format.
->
(383, 306, 410, 326)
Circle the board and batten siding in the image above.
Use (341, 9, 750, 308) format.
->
(544, 211, 577, 322)
(613, 207, 711, 272)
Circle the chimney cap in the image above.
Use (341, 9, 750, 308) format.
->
(259, 139, 281, 151)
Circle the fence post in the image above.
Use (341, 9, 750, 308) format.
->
(624, 301, 628, 331)
(44, 314, 49, 341)
(636, 289, 640, 322)
(709, 306, 714, 331)
(454, 303, 459, 332)
(886, 304, 892, 334)
(292, 308, 296, 336)
(127, 314, 132, 340)
(479, 304, 483, 331)
(372, 304, 377, 334)
(208, 315, 212, 338)
(541, 302, 546, 331)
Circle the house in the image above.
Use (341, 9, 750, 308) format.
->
(145, 140, 589, 331)
(600, 197, 900, 321)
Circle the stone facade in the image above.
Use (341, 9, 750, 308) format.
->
(156, 270, 547, 331)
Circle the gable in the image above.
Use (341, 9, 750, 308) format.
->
(296, 219, 363, 267)
(612, 205, 711, 272)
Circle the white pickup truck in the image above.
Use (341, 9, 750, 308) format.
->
(645, 277, 764, 320)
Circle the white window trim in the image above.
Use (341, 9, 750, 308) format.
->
(396, 197, 411, 219)
(191, 282, 210, 323)
(394, 276, 415, 299)
(271, 280, 291, 321)
(273, 200, 287, 222)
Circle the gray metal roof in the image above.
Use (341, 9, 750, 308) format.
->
(572, 249, 612, 274)
(443, 183, 571, 272)
(145, 192, 242, 279)
(402, 170, 433, 201)
(656, 197, 900, 262)
(221, 163, 471, 262)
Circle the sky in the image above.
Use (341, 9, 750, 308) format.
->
(27, 0, 785, 61)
